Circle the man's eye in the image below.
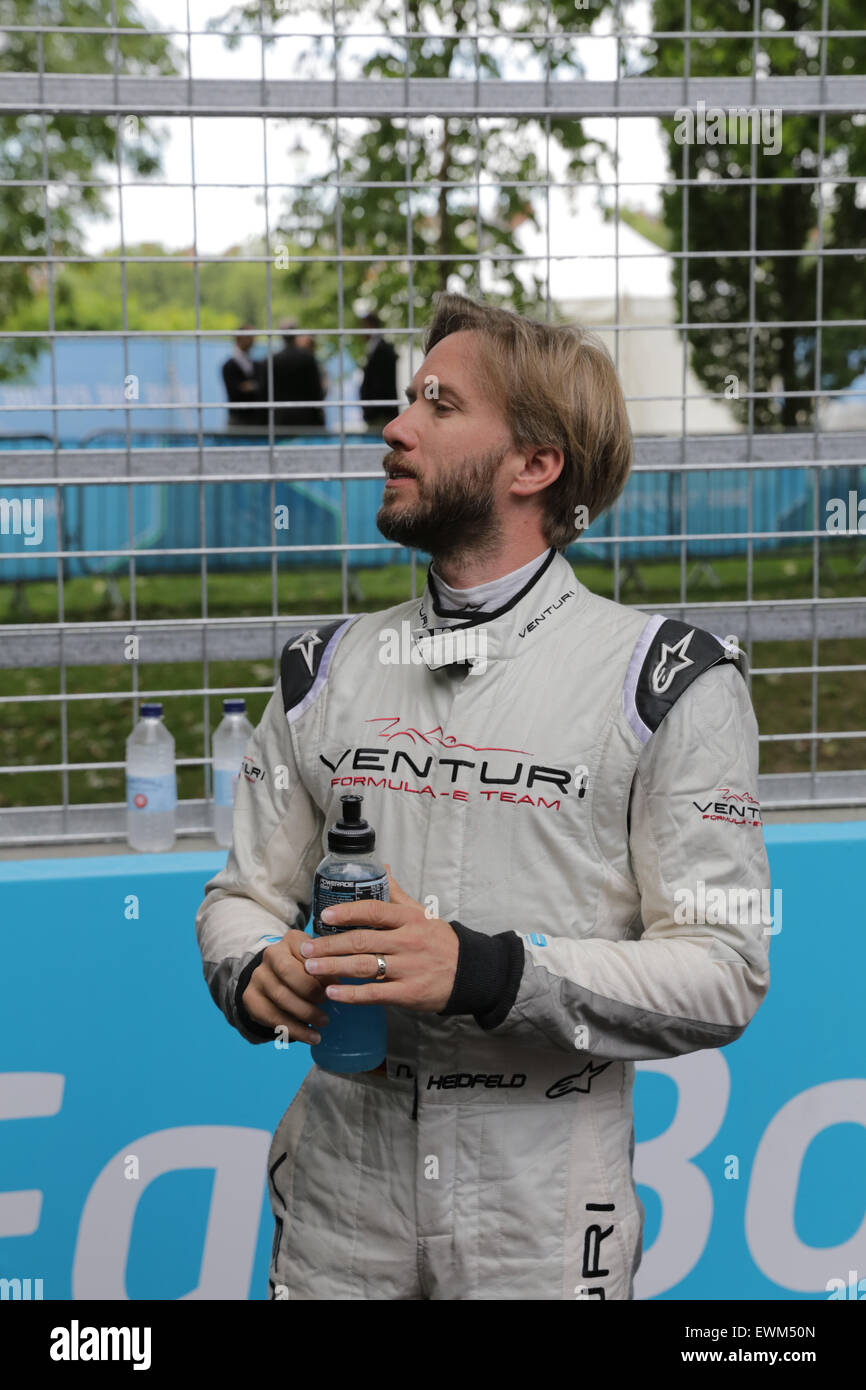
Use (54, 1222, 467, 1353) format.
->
(433, 403, 452, 414)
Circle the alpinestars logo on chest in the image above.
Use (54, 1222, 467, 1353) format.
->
(651, 629, 695, 695)
(288, 629, 323, 676)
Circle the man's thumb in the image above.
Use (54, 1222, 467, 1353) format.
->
(384, 862, 411, 902)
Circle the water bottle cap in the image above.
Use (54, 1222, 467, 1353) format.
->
(327, 794, 375, 853)
(140, 702, 163, 718)
(223, 699, 246, 713)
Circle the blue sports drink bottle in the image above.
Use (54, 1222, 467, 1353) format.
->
(309, 795, 388, 1074)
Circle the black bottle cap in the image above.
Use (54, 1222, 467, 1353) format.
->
(327, 794, 375, 853)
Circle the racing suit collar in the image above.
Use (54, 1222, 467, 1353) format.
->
(413, 547, 585, 670)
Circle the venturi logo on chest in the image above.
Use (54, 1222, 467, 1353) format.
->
(318, 717, 589, 812)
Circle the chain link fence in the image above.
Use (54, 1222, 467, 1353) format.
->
(1, 0, 864, 845)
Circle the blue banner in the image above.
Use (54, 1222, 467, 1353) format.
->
(0, 824, 863, 1300)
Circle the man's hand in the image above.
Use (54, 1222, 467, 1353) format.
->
(300, 866, 459, 1014)
(241, 929, 332, 1044)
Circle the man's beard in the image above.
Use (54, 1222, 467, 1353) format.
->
(376, 446, 507, 562)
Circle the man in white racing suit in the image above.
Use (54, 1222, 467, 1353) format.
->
(195, 293, 770, 1300)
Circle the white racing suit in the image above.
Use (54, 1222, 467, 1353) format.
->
(195, 547, 771, 1300)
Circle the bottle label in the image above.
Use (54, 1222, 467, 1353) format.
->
(312, 873, 389, 935)
(213, 767, 240, 807)
(127, 773, 177, 813)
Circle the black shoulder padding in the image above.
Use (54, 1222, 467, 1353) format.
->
(280, 620, 346, 715)
(635, 619, 744, 736)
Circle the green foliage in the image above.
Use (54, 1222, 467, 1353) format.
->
(647, 0, 866, 429)
(208, 0, 614, 345)
(0, 0, 181, 379)
(14, 0, 858, 427)
(4, 0, 628, 374)
(3, 240, 333, 339)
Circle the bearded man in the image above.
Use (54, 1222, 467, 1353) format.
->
(196, 293, 770, 1301)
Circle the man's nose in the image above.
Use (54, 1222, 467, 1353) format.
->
(383, 407, 417, 451)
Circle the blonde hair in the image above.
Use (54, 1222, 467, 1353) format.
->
(424, 293, 633, 549)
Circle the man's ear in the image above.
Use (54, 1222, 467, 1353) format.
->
(510, 444, 564, 497)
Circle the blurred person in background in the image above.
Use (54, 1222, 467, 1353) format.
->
(264, 320, 326, 430)
(296, 333, 329, 394)
(221, 325, 266, 427)
(359, 311, 399, 429)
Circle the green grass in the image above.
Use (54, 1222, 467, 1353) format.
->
(2, 547, 864, 809)
(2, 543, 864, 624)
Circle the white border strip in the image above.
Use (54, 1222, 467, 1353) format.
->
(623, 613, 666, 745)
(285, 616, 359, 726)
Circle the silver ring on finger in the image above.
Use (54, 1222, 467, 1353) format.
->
(374, 954, 387, 982)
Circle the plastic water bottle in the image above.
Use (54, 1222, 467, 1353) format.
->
(212, 698, 254, 848)
(310, 795, 388, 1074)
(126, 702, 177, 852)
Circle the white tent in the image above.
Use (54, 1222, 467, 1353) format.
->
(508, 196, 742, 435)
(396, 195, 742, 435)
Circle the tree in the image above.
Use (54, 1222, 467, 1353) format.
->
(211, 0, 617, 354)
(0, 0, 180, 381)
(646, 0, 866, 429)
(4, 241, 302, 336)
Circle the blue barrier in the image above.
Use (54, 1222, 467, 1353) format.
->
(0, 822, 863, 1300)
(2, 462, 864, 582)
(2, 334, 864, 575)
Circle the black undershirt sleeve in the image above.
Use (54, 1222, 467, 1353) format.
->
(438, 920, 525, 1030)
